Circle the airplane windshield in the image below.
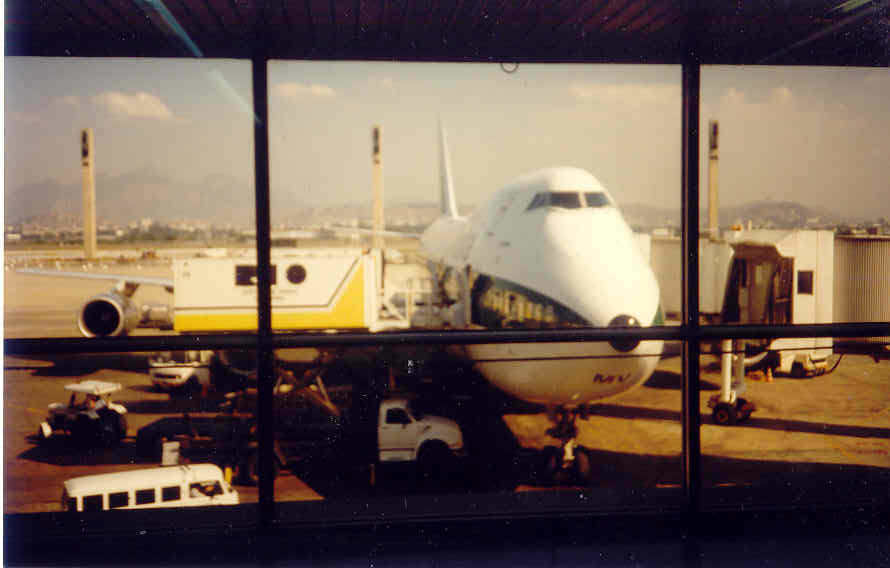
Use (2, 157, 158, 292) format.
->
(526, 192, 582, 211)
(584, 192, 610, 208)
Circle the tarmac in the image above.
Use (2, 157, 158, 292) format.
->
(4, 256, 889, 514)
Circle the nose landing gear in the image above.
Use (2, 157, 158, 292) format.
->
(538, 406, 593, 486)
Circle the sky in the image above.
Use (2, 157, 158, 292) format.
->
(4, 58, 889, 220)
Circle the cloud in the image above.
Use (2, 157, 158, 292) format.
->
(273, 82, 337, 98)
(93, 91, 174, 120)
(569, 83, 679, 106)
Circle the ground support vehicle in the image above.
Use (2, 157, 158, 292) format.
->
(62, 464, 238, 511)
(37, 380, 128, 447)
(148, 350, 213, 393)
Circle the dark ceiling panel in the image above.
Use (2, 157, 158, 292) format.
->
(4, 0, 889, 65)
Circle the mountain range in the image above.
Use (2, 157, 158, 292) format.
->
(4, 169, 875, 229)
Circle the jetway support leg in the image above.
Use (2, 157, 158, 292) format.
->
(708, 340, 756, 426)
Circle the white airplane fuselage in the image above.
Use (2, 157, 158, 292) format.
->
(421, 167, 663, 407)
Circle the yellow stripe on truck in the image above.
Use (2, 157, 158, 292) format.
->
(174, 264, 366, 331)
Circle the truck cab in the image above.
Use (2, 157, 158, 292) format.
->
(377, 397, 464, 463)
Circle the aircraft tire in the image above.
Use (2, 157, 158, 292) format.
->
(540, 446, 562, 486)
(573, 447, 592, 485)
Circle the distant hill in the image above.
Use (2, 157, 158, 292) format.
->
(621, 199, 849, 230)
(5, 169, 253, 226)
(2, 169, 871, 230)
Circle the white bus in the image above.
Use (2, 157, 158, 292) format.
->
(61, 464, 239, 512)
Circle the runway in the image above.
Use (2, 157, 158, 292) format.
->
(4, 258, 890, 514)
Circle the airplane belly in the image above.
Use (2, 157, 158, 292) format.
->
(465, 340, 662, 406)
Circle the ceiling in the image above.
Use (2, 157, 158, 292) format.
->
(5, 1, 889, 66)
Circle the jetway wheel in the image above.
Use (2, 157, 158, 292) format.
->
(712, 403, 737, 426)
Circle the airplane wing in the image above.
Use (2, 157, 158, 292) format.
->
(330, 226, 423, 239)
(17, 268, 174, 293)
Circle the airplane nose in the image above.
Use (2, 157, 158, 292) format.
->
(608, 314, 641, 352)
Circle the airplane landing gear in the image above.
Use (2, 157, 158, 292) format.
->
(539, 407, 592, 486)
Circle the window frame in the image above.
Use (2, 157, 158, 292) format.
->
(4, 57, 889, 536)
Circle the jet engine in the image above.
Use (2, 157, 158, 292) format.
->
(78, 291, 141, 337)
(77, 291, 173, 337)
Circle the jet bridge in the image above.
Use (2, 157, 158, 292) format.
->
(721, 230, 834, 376)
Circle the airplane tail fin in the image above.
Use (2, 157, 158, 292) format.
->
(438, 120, 459, 218)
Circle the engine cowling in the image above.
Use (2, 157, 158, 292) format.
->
(78, 292, 140, 337)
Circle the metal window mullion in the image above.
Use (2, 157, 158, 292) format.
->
(681, 57, 702, 519)
(251, 54, 276, 531)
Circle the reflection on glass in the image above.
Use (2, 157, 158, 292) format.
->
(3, 349, 257, 514)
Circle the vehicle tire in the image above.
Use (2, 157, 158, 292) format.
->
(790, 362, 806, 379)
(98, 410, 121, 447)
(36, 424, 51, 444)
(116, 413, 128, 441)
(573, 446, 592, 485)
(736, 398, 753, 423)
(712, 402, 737, 426)
(185, 376, 202, 397)
(417, 441, 451, 486)
(72, 415, 96, 447)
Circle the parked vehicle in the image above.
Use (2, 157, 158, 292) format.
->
(37, 380, 128, 447)
(148, 350, 213, 392)
(61, 464, 238, 512)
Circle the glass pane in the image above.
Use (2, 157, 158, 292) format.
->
(695, 66, 890, 335)
(4, 57, 254, 340)
(3, 348, 255, 513)
(265, 60, 682, 514)
(699, 338, 890, 507)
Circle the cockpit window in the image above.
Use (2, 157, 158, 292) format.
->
(584, 192, 610, 207)
(526, 192, 582, 211)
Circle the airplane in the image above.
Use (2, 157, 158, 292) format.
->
(17, 123, 667, 483)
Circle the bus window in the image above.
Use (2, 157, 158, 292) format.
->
(135, 488, 156, 505)
(161, 486, 181, 502)
(83, 494, 103, 512)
